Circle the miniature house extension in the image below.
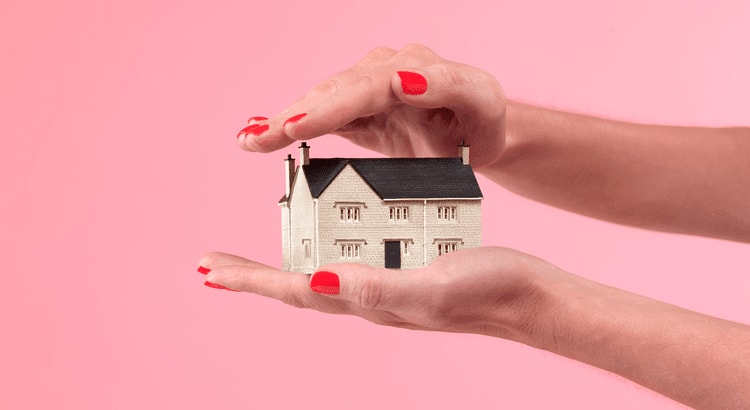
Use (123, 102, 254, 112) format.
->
(279, 142, 482, 273)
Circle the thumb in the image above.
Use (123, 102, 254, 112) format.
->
(392, 63, 505, 120)
(309, 264, 409, 311)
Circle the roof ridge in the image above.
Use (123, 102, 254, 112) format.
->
(300, 156, 482, 200)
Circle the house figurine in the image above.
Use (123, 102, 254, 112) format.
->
(279, 142, 482, 273)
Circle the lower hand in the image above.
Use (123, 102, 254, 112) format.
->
(198, 246, 554, 342)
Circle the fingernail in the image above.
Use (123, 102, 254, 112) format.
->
(237, 123, 269, 138)
(204, 281, 239, 292)
(248, 124, 269, 136)
(197, 266, 211, 275)
(247, 116, 268, 124)
(310, 271, 340, 295)
(237, 124, 259, 138)
(397, 71, 427, 95)
(283, 113, 307, 126)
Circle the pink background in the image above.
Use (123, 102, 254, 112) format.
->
(2, 1, 748, 408)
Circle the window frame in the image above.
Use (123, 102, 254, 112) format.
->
(437, 206, 457, 221)
(302, 239, 312, 259)
(339, 242, 361, 259)
(389, 206, 409, 222)
(339, 206, 361, 222)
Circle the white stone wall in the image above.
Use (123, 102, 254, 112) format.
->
(284, 163, 483, 272)
(287, 168, 316, 273)
(316, 165, 388, 269)
(280, 203, 290, 270)
(423, 200, 482, 263)
(316, 165, 482, 270)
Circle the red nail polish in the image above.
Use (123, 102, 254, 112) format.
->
(204, 281, 239, 292)
(284, 113, 307, 126)
(310, 271, 340, 295)
(237, 124, 260, 138)
(247, 124, 269, 136)
(247, 116, 268, 124)
(197, 266, 211, 275)
(397, 71, 427, 95)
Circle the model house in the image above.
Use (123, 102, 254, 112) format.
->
(279, 142, 482, 273)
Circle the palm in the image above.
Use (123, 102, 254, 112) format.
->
(335, 104, 503, 169)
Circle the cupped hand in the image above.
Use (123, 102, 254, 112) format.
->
(238, 44, 507, 169)
(198, 247, 556, 342)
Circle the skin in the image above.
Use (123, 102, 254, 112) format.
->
(207, 44, 750, 408)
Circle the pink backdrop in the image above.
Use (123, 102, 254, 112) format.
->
(2, 1, 748, 408)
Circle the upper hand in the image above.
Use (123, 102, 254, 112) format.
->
(238, 44, 507, 170)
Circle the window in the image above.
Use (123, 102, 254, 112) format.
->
(339, 206, 360, 222)
(437, 241, 459, 256)
(340, 243, 361, 259)
(403, 241, 409, 255)
(437, 206, 457, 221)
(302, 239, 311, 259)
(389, 206, 409, 221)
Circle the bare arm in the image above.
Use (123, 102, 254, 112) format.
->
(529, 263, 750, 408)
(484, 102, 750, 242)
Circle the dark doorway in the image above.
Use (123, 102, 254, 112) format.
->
(384, 241, 401, 269)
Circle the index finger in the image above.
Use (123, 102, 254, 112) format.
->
(206, 262, 312, 308)
(240, 48, 399, 153)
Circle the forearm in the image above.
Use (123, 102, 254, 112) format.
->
(481, 101, 750, 242)
(513, 268, 750, 408)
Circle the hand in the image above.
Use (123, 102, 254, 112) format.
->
(238, 44, 507, 170)
(198, 247, 552, 342)
(198, 244, 750, 408)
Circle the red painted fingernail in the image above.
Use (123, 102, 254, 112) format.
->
(397, 71, 427, 95)
(247, 124, 269, 136)
(197, 266, 211, 275)
(310, 271, 340, 295)
(204, 281, 239, 292)
(247, 116, 268, 124)
(237, 124, 260, 138)
(283, 113, 307, 126)
(237, 123, 269, 138)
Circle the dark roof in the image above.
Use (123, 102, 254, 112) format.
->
(300, 157, 482, 199)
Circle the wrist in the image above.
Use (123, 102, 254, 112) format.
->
(476, 100, 533, 182)
(481, 255, 569, 347)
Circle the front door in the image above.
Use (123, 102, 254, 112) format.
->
(384, 241, 401, 269)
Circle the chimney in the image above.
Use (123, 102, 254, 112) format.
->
(284, 154, 295, 197)
(299, 142, 310, 166)
(458, 140, 469, 165)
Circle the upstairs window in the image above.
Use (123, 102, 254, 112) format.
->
(389, 206, 409, 221)
(339, 206, 360, 222)
(437, 206, 457, 221)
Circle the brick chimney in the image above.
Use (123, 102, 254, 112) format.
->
(284, 154, 295, 197)
(299, 142, 310, 166)
(458, 140, 469, 165)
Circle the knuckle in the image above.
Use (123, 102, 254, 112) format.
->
(280, 283, 309, 309)
(357, 279, 385, 310)
(281, 291, 307, 309)
(310, 78, 339, 96)
(433, 63, 466, 88)
(361, 47, 397, 64)
(349, 72, 376, 90)
(399, 43, 433, 56)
